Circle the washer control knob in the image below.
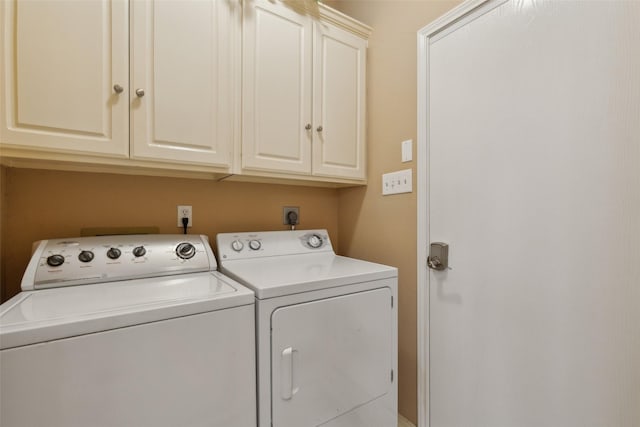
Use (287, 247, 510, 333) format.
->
(133, 246, 147, 258)
(307, 234, 323, 249)
(176, 242, 196, 259)
(249, 240, 261, 251)
(46, 254, 65, 267)
(231, 240, 244, 252)
(78, 250, 95, 263)
(106, 248, 121, 260)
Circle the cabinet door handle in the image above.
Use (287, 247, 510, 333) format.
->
(113, 84, 124, 94)
(305, 123, 312, 130)
(135, 88, 145, 98)
(316, 126, 323, 132)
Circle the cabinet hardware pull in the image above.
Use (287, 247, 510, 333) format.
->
(135, 88, 145, 97)
(113, 84, 124, 94)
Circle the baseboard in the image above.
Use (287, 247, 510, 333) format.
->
(399, 414, 416, 427)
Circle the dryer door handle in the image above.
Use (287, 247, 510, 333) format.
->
(281, 347, 299, 400)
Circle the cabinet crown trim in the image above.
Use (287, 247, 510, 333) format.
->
(318, 4, 372, 39)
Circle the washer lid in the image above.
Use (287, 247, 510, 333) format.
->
(219, 253, 397, 299)
(0, 271, 254, 349)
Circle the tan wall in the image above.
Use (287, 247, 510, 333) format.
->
(0, 2, 463, 423)
(0, 166, 6, 301)
(327, 1, 462, 424)
(0, 167, 339, 300)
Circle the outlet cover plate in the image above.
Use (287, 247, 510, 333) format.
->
(282, 206, 300, 225)
(382, 169, 412, 195)
(177, 205, 193, 227)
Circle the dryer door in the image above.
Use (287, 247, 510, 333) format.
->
(271, 287, 393, 426)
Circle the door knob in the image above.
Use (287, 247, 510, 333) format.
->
(427, 256, 442, 269)
(135, 88, 145, 97)
(113, 84, 124, 94)
(427, 242, 449, 270)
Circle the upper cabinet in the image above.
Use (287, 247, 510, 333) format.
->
(242, 0, 313, 175)
(0, 0, 129, 157)
(312, 21, 367, 180)
(1, 0, 239, 171)
(1, 0, 369, 186)
(242, 0, 369, 182)
(130, 0, 238, 167)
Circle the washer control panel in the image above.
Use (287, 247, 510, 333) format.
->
(216, 229, 333, 261)
(22, 234, 215, 290)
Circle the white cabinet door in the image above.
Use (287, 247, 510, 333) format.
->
(242, 0, 312, 174)
(271, 288, 393, 426)
(130, 0, 237, 167)
(312, 22, 366, 180)
(0, 0, 128, 157)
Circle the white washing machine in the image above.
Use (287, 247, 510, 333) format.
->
(217, 229, 398, 427)
(0, 234, 256, 427)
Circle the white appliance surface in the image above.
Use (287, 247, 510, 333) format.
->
(217, 229, 398, 427)
(220, 253, 396, 299)
(271, 287, 393, 427)
(0, 270, 252, 349)
(22, 233, 216, 290)
(217, 229, 397, 299)
(1, 234, 256, 427)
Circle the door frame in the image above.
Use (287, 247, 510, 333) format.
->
(416, 1, 502, 425)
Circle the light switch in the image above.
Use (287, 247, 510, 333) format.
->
(382, 169, 412, 195)
(401, 139, 412, 162)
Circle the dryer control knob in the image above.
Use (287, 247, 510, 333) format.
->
(176, 242, 196, 259)
(133, 246, 147, 258)
(249, 240, 261, 251)
(46, 254, 65, 267)
(78, 250, 95, 263)
(307, 234, 323, 249)
(231, 240, 244, 252)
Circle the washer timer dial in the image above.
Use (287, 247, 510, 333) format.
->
(106, 248, 122, 260)
(176, 242, 196, 259)
(78, 250, 95, 263)
(46, 254, 65, 267)
(133, 246, 147, 258)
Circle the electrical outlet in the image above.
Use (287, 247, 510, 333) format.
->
(177, 205, 193, 227)
(283, 206, 300, 225)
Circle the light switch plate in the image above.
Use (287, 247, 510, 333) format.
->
(401, 139, 413, 162)
(382, 169, 412, 195)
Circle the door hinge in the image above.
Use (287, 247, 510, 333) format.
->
(391, 296, 394, 308)
(391, 369, 394, 383)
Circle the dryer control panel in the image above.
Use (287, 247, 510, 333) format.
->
(22, 235, 216, 290)
(217, 230, 333, 261)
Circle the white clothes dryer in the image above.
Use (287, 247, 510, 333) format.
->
(0, 234, 256, 427)
(217, 229, 398, 427)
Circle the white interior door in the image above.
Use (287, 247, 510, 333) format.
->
(419, 1, 640, 426)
